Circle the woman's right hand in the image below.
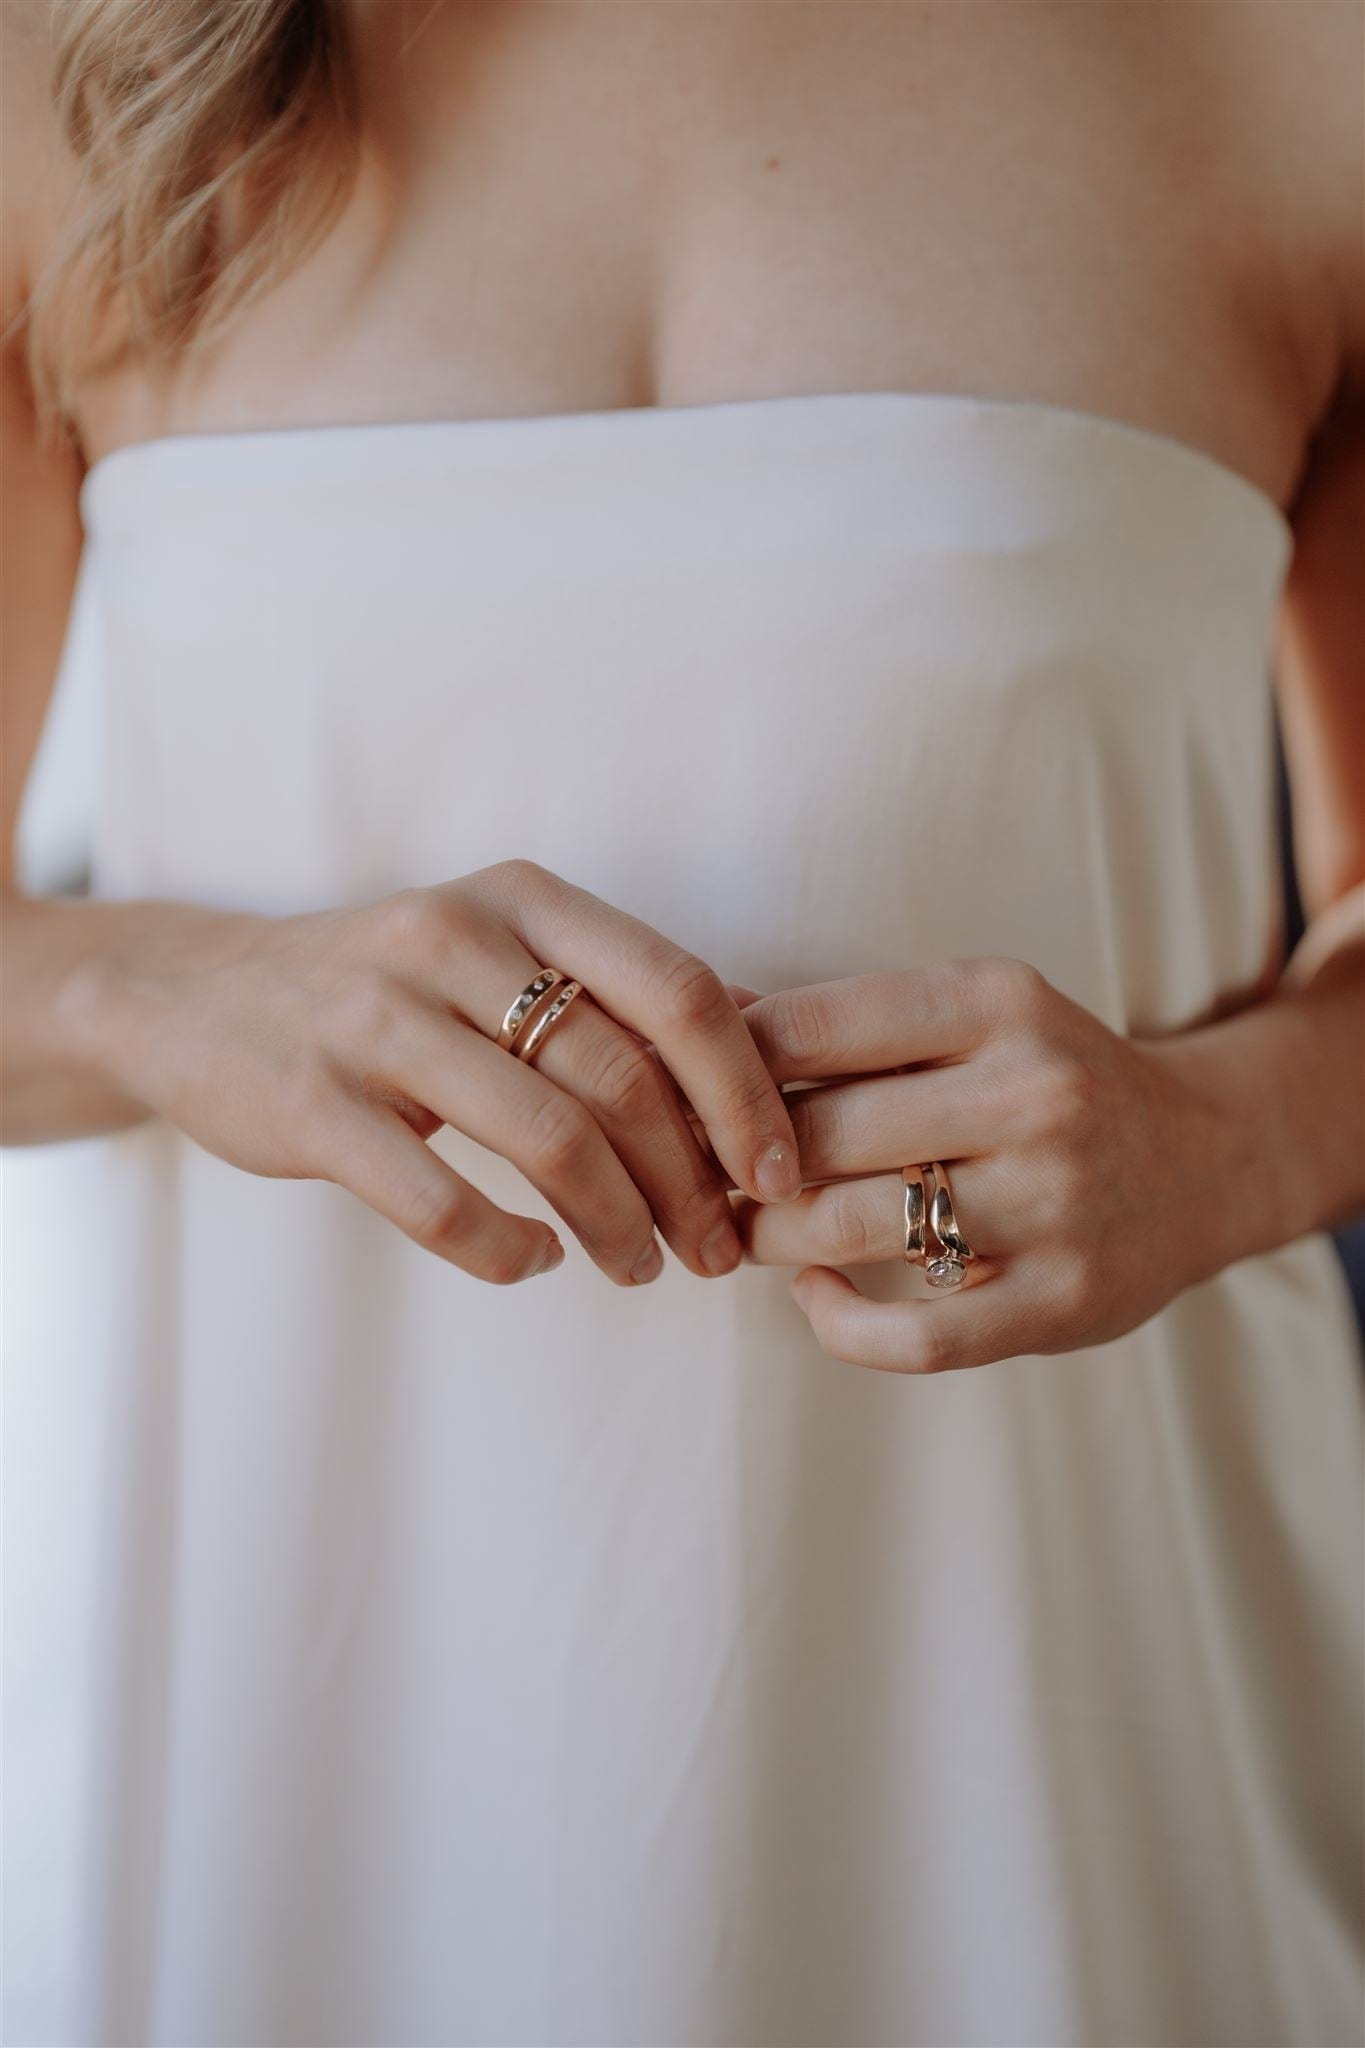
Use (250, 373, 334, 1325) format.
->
(66, 859, 802, 1287)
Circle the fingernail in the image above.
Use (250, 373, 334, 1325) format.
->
(532, 1235, 565, 1276)
(754, 1140, 801, 1204)
(630, 1238, 665, 1285)
(699, 1220, 743, 1277)
(791, 1273, 813, 1313)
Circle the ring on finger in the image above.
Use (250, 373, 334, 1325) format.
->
(902, 1160, 977, 1289)
(496, 966, 587, 1064)
(496, 967, 564, 1049)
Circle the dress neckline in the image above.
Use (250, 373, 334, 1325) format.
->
(77, 385, 1294, 548)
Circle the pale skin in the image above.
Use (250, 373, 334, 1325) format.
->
(3, 1, 1362, 1371)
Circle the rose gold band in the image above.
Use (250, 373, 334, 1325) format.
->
(496, 968, 566, 1050)
(515, 978, 585, 1064)
(902, 1160, 976, 1288)
(495, 967, 586, 1064)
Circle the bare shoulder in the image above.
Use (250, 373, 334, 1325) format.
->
(1216, 0, 1364, 408)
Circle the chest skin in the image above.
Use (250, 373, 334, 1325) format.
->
(68, 0, 1360, 515)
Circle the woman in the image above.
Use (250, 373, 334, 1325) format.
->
(3, 1, 1362, 2042)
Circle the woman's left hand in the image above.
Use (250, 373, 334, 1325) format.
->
(731, 955, 1238, 1374)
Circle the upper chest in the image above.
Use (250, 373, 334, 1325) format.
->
(74, 0, 1359, 512)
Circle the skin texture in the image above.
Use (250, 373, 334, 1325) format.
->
(52, 863, 803, 1286)
(728, 952, 1364, 1372)
(2, 0, 1362, 1365)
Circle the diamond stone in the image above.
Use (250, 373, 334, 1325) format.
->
(924, 1255, 966, 1289)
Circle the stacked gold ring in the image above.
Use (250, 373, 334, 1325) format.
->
(496, 967, 586, 1065)
(902, 1161, 976, 1289)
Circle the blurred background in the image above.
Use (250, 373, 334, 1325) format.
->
(2, 620, 1363, 2042)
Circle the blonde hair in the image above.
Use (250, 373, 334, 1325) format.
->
(20, 0, 361, 451)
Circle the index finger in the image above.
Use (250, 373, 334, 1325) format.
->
(494, 862, 802, 1204)
(740, 961, 1004, 1084)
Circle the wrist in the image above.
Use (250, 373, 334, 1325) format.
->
(1140, 964, 1364, 1281)
(52, 900, 261, 1112)
(52, 929, 155, 1110)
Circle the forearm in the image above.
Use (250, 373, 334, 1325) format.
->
(1146, 915, 1365, 1283)
(1, 889, 234, 1144)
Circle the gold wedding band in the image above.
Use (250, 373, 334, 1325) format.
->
(496, 968, 566, 1050)
(516, 978, 585, 1064)
(495, 966, 586, 1064)
(902, 1160, 976, 1289)
(902, 1166, 927, 1263)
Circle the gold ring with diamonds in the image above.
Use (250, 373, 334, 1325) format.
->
(496, 968, 566, 1050)
(498, 969, 586, 1065)
(902, 1161, 976, 1288)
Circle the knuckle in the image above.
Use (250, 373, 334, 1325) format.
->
(1040, 1051, 1099, 1130)
(972, 954, 1050, 1024)
(588, 1033, 668, 1124)
(650, 1170, 724, 1249)
(647, 949, 729, 1034)
(792, 1083, 846, 1166)
(763, 984, 837, 1069)
(804, 1300, 868, 1372)
(422, 881, 481, 944)
(673, 1173, 725, 1232)
(910, 1316, 958, 1376)
(520, 1090, 597, 1181)
(491, 856, 554, 906)
(376, 887, 451, 959)
(675, 1179, 732, 1236)
(825, 1182, 877, 1263)
(722, 1057, 783, 1132)
(403, 1178, 471, 1252)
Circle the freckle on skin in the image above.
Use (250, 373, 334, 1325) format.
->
(764, 156, 780, 171)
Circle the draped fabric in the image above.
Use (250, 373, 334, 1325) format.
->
(26, 392, 1363, 2044)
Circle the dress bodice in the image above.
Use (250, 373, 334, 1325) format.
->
(71, 389, 1293, 1038)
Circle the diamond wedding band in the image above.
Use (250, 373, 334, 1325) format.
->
(902, 1161, 976, 1288)
(496, 967, 586, 1064)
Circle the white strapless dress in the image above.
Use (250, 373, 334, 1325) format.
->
(19, 393, 1365, 2044)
